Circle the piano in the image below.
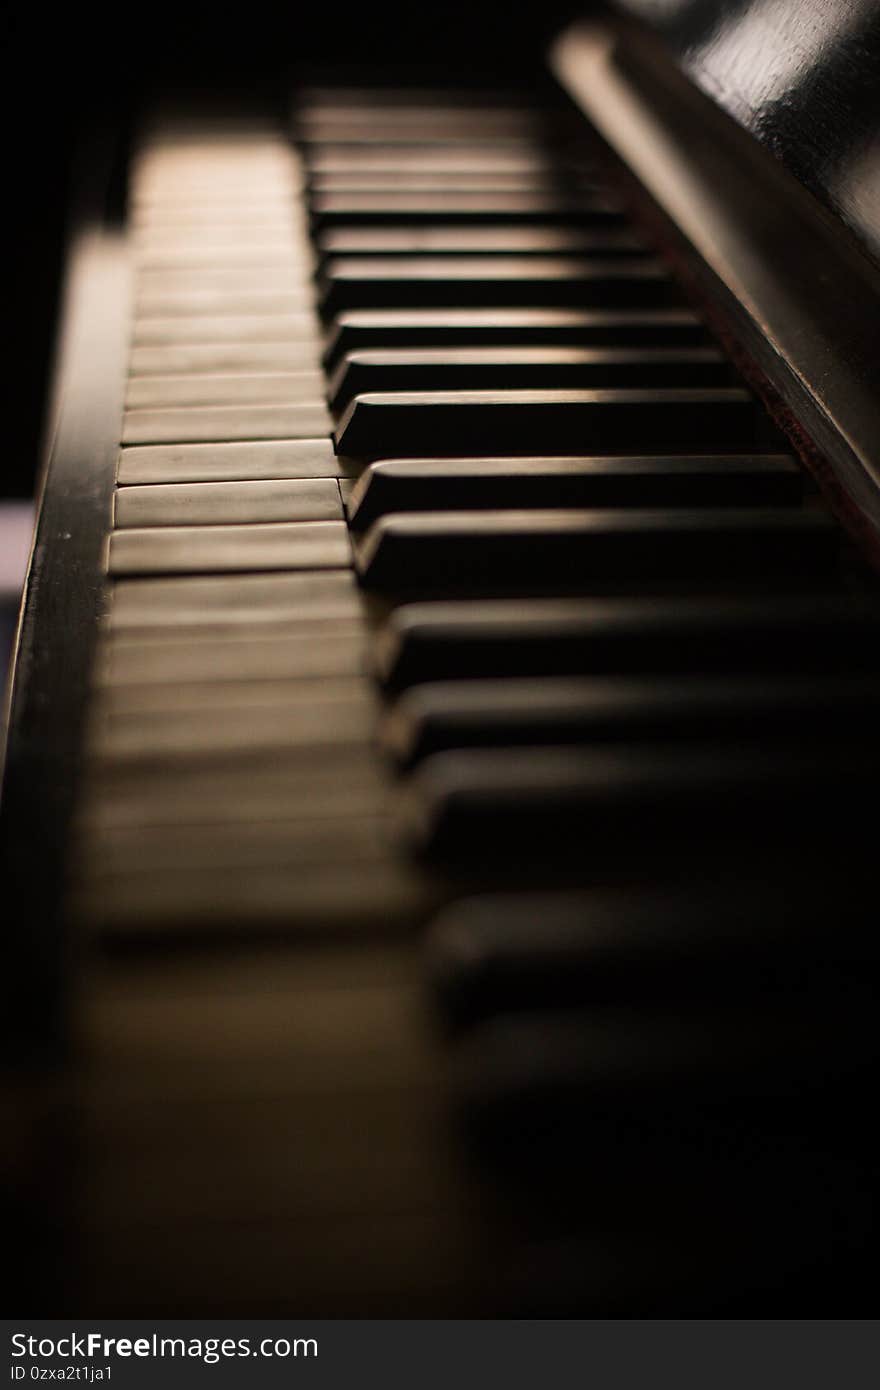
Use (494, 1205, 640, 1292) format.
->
(3, 0, 880, 1314)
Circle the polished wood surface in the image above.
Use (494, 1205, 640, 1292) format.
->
(554, 15, 880, 558)
(615, 0, 880, 268)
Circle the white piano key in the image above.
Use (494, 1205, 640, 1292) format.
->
(117, 439, 342, 484)
(114, 478, 342, 528)
(121, 403, 330, 444)
(77, 747, 391, 828)
(135, 290, 315, 318)
(97, 625, 365, 685)
(132, 315, 320, 346)
(70, 857, 434, 933)
(129, 343, 321, 375)
(125, 372, 325, 409)
(108, 520, 351, 575)
(88, 688, 376, 758)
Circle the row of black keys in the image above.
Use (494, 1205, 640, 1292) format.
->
(299, 99, 880, 1269)
(299, 104, 877, 929)
(369, 592, 880, 853)
(298, 134, 849, 626)
(300, 145, 811, 606)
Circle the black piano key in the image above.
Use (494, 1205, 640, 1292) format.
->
(454, 1004, 879, 1145)
(328, 346, 732, 414)
(346, 455, 802, 530)
(377, 594, 880, 688)
(335, 388, 762, 457)
(353, 508, 836, 593)
(425, 884, 880, 1030)
(319, 256, 678, 316)
(310, 191, 624, 226)
(399, 742, 880, 857)
(316, 227, 644, 259)
(381, 673, 880, 765)
(452, 1005, 878, 1298)
(322, 309, 708, 371)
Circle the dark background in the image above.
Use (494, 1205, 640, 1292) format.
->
(4, 0, 879, 497)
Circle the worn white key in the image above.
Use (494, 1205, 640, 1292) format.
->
(135, 222, 307, 247)
(108, 520, 351, 575)
(136, 247, 305, 270)
(108, 570, 362, 630)
(114, 479, 342, 528)
(134, 239, 312, 268)
(97, 626, 365, 685)
(71, 857, 432, 932)
(136, 289, 315, 318)
(135, 153, 293, 174)
(125, 372, 325, 408)
(134, 242, 311, 269)
(129, 343, 321, 375)
(134, 168, 298, 193)
(74, 813, 395, 876)
(121, 403, 330, 444)
(139, 167, 302, 189)
(133, 204, 301, 228)
(117, 439, 341, 483)
(132, 175, 298, 198)
(72, 811, 392, 878)
(93, 675, 371, 716)
(137, 268, 307, 295)
(132, 315, 319, 346)
(89, 689, 376, 759)
(135, 149, 293, 174)
(77, 748, 389, 828)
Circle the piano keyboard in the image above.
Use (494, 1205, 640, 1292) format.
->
(32, 87, 880, 1311)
